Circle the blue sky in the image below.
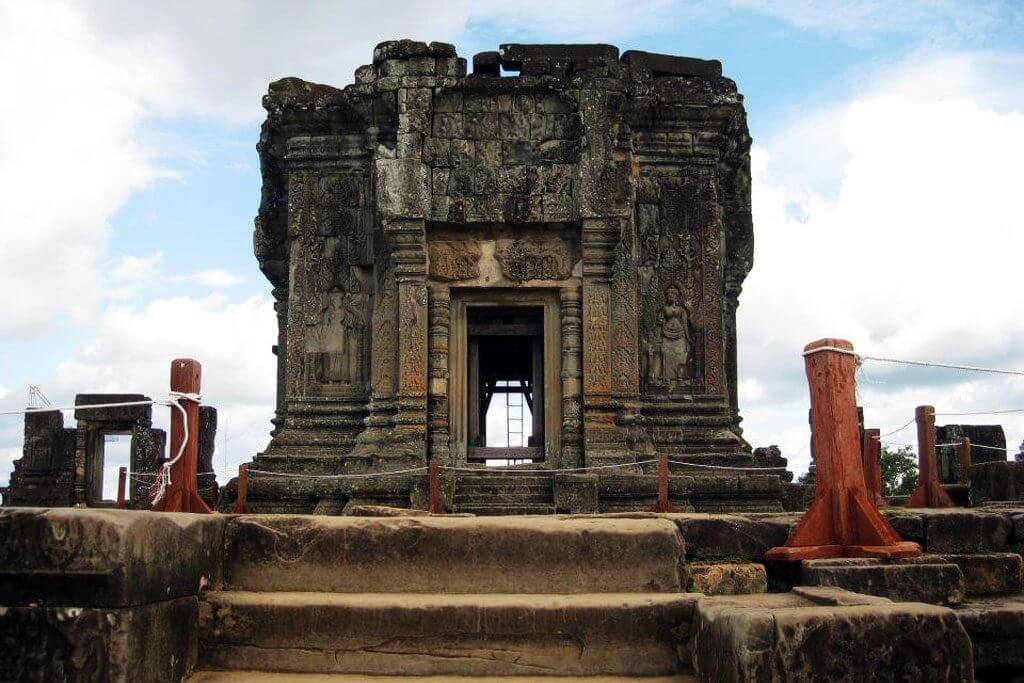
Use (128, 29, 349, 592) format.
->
(2, 0, 1024, 487)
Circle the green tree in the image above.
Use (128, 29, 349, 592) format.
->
(880, 445, 918, 496)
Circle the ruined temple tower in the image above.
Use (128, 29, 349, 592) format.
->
(238, 41, 771, 513)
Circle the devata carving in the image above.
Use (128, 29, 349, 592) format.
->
(496, 239, 572, 282)
(428, 240, 480, 281)
(646, 284, 693, 387)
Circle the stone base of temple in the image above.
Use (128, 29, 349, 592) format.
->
(216, 459, 794, 515)
(5, 506, 1024, 680)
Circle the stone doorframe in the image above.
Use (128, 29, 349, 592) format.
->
(448, 289, 562, 468)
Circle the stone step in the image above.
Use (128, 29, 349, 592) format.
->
(222, 515, 687, 594)
(454, 493, 554, 506)
(199, 591, 698, 677)
(456, 481, 553, 491)
(189, 670, 693, 682)
(457, 504, 559, 515)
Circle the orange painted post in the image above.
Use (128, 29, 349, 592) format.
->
(906, 405, 955, 508)
(152, 359, 212, 514)
(862, 428, 885, 508)
(651, 453, 674, 513)
(766, 339, 921, 561)
(116, 466, 127, 509)
(958, 437, 972, 486)
(233, 464, 249, 514)
(428, 459, 443, 514)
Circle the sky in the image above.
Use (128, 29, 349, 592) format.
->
(2, 0, 1023, 490)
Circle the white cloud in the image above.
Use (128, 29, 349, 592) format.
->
(170, 269, 244, 288)
(111, 253, 163, 282)
(740, 51, 1024, 473)
(0, 2, 173, 339)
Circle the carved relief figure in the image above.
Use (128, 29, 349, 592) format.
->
(428, 240, 480, 281)
(646, 284, 693, 385)
(496, 239, 572, 282)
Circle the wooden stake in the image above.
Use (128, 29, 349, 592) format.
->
(766, 339, 921, 561)
(651, 453, 674, 513)
(958, 437, 972, 486)
(428, 459, 443, 514)
(151, 359, 212, 514)
(862, 428, 885, 508)
(906, 405, 955, 508)
(116, 466, 127, 510)
(233, 464, 248, 514)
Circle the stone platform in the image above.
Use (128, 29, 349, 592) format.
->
(2, 506, 1023, 681)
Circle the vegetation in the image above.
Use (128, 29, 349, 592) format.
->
(880, 445, 918, 496)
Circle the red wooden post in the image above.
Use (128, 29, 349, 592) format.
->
(116, 466, 127, 509)
(906, 405, 955, 508)
(766, 339, 921, 561)
(152, 359, 212, 514)
(958, 437, 972, 486)
(651, 453, 674, 513)
(862, 428, 885, 508)
(428, 459, 443, 514)
(233, 464, 249, 514)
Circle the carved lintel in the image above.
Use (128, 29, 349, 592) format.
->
(496, 238, 573, 282)
(428, 240, 480, 281)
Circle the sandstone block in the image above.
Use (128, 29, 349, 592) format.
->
(0, 596, 197, 683)
(933, 552, 1023, 595)
(199, 591, 697, 677)
(222, 514, 686, 594)
(670, 513, 791, 561)
(800, 558, 965, 605)
(689, 562, 767, 595)
(374, 158, 428, 219)
(955, 595, 1024, 677)
(923, 510, 1012, 553)
(692, 589, 973, 682)
(0, 508, 224, 607)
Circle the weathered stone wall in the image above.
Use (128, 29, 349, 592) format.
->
(240, 39, 762, 511)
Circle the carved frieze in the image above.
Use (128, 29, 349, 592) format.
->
(428, 240, 480, 281)
(496, 238, 573, 282)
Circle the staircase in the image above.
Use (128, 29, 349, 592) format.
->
(191, 514, 696, 680)
(452, 469, 556, 514)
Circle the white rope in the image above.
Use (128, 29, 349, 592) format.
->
(936, 408, 1024, 416)
(802, 345, 1024, 376)
(859, 354, 1024, 376)
(441, 459, 660, 474)
(0, 398, 159, 416)
(150, 392, 201, 505)
(879, 419, 916, 437)
(667, 459, 790, 472)
(246, 466, 428, 480)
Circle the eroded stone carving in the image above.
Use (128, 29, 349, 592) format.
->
(428, 240, 480, 281)
(646, 284, 693, 386)
(496, 238, 572, 281)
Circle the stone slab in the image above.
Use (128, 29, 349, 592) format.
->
(0, 596, 197, 683)
(921, 510, 1013, 553)
(933, 553, 1023, 595)
(199, 591, 698, 677)
(188, 672, 692, 682)
(222, 515, 686, 594)
(955, 595, 1024, 677)
(799, 558, 965, 605)
(0, 508, 225, 607)
(668, 513, 792, 561)
(691, 589, 973, 682)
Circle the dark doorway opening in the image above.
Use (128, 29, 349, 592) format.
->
(467, 306, 544, 465)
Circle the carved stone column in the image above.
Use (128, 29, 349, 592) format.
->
(581, 217, 632, 466)
(428, 286, 451, 465)
(269, 285, 288, 437)
(559, 286, 583, 468)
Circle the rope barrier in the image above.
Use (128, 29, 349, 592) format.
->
(667, 460, 790, 472)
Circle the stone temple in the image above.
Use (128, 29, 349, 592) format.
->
(230, 40, 787, 514)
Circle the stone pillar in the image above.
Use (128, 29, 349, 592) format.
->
(581, 217, 631, 466)
(269, 285, 288, 437)
(428, 286, 451, 465)
(560, 286, 583, 468)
